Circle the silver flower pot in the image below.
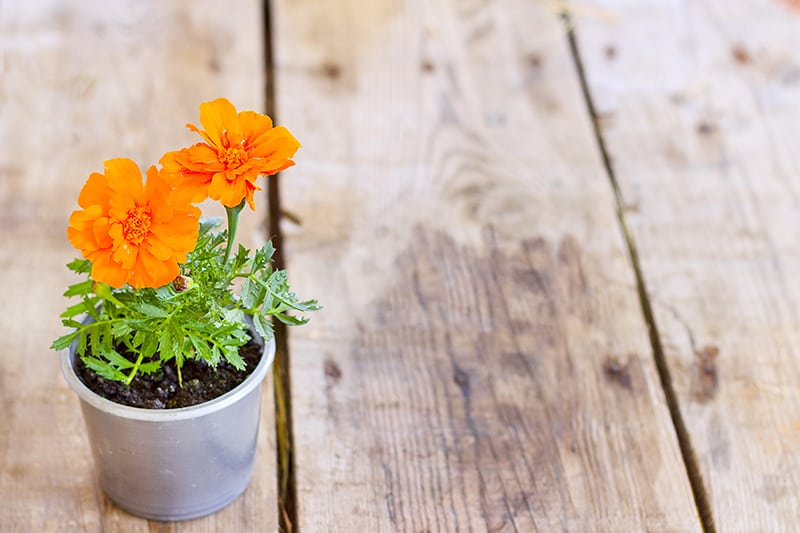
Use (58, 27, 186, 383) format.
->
(60, 326, 275, 521)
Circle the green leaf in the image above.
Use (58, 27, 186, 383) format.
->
(189, 333, 213, 363)
(249, 242, 275, 272)
(232, 244, 250, 272)
(276, 313, 309, 326)
(175, 342, 185, 369)
(223, 308, 244, 325)
(85, 299, 101, 321)
(67, 258, 92, 273)
(50, 331, 80, 351)
(158, 326, 175, 362)
(253, 313, 273, 340)
(198, 217, 222, 236)
(297, 299, 321, 311)
(155, 286, 175, 300)
(260, 241, 276, 263)
(130, 302, 169, 318)
(140, 332, 158, 359)
(240, 278, 257, 308)
(101, 326, 114, 354)
(89, 325, 101, 353)
(99, 347, 134, 370)
(111, 321, 133, 338)
(60, 299, 95, 319)
(76, 331, 87, 357)
(82, 357, 128, 381)
(223, 345, 246, 371)
(63, 280, 95, 297)
(138, 360, 161, 374)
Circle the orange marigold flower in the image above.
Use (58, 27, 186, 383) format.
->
(67, 158, 201, 289)
(160, 98, 300, 210)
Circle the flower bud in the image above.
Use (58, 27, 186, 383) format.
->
(172, 275, 193, 292)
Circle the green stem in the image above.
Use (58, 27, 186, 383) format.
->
(126, 353, 144, 386)
(223, 199, 246, 263)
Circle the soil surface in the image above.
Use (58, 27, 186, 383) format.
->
(74, 337, 263, 409)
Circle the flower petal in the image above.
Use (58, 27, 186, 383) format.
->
(244, 181, 261, 210)
(78, 172, 112, 209)
(130, 247, 178, 289)
(239, 110, 273, 147)
(68, 205, 105, 252)
(144, 166, 173, 224)
(208, 171, 249, 208)
(186, 123, 218, 149)
(249, 126, 301, 162)
(105, 158, 144, 203)
(145, 225, 180, 260)
(186, 143, 221, 167)
(198, 98, 240, 148)
(91, 252, 129, 288)
(112, 242, 138, 270)
(92, 217, 113, 249)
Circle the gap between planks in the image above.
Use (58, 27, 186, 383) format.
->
(561, 12, 717, 533)
(262, 0, 298, 531)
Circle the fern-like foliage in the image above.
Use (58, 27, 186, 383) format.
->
(52, 219, 319, 385)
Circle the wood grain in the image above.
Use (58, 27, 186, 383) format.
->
(0, 1, 277, 531)
(274, 0, 700, 530)
(572, 0, 800, 529)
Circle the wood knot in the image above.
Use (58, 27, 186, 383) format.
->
(207, 56, 221, 73)
(320, 62, 342, 80)
(696, 121, 717, 135)
(324, 359, 342, 385)
(526, 52, 542, 69)
(731, 45, 752, 65)
(603, 357, 632, 391)
(453, 366, 470, 398)
(693, 345, 719, 402)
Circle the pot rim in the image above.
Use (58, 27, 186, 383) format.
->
(61, 328, 275, 422)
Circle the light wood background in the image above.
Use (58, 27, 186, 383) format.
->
(574, 1, 800, 530)
(3, 0, 800, 531)
(274, 0, 697, 530)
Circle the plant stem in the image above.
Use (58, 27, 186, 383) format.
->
(126, 353, 144, 386)
(223, 199, 246, 263)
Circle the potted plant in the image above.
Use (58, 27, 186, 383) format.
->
(51, 98, 318, 521)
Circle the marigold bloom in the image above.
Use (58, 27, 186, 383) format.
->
(68, 158, 201, 289)
(160, 98, 300, 210)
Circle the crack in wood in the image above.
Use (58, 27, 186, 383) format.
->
(561, 10, 717, 533)
(263, 1, 297, 531)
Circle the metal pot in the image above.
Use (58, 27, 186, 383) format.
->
(60, 323, 275, 521)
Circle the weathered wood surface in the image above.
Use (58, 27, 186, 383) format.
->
(275, 0, 700, 530)
(573, 0, 800, 529)
(0, 1, 278, 531)
(8, 0, 799, 530)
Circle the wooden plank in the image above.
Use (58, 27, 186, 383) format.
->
(0, 1, 278, 530)
(274, 0, 701, 530)
(572, 0, 800, 529)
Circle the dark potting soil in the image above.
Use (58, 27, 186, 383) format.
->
(74, 337, 263, 409)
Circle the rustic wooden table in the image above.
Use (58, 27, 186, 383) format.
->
(2, 1, 799, 531)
